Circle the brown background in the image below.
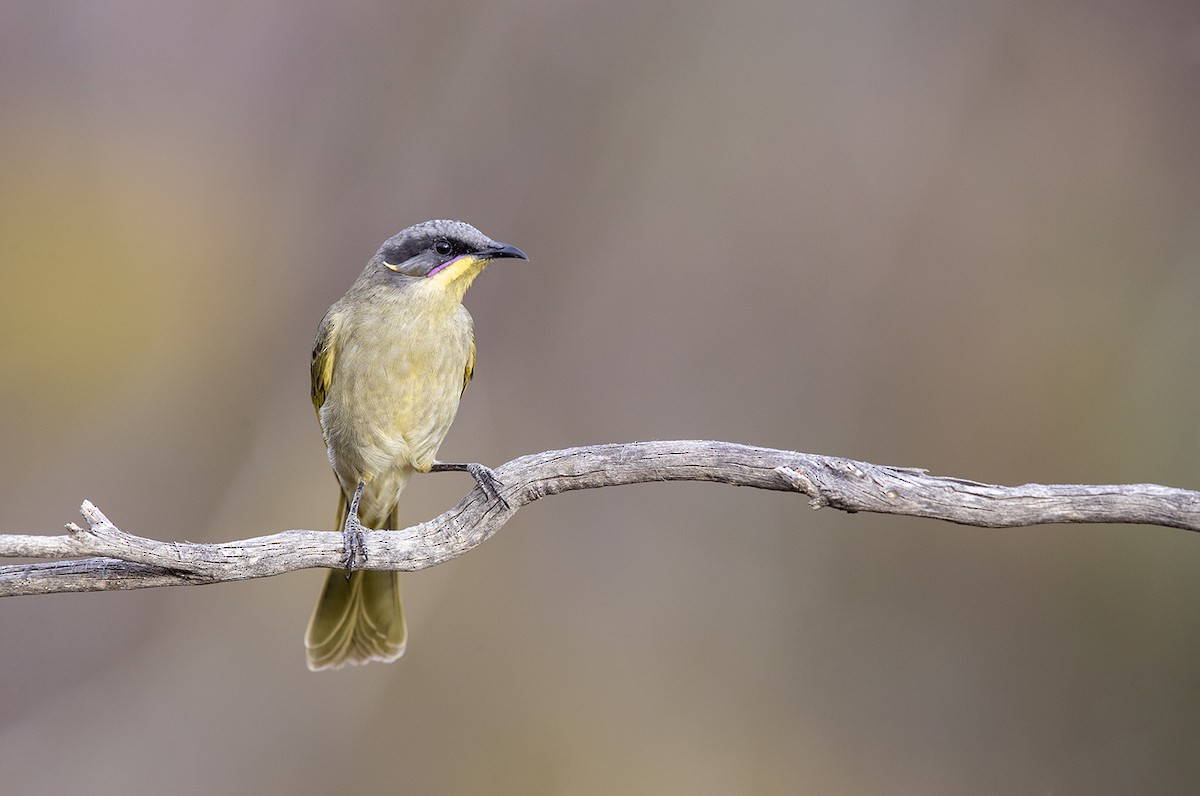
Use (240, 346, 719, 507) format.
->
(3, 2, 1200, 794)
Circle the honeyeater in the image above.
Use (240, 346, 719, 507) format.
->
(305, 219, 527, 671)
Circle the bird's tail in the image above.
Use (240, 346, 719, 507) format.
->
(305, 494, 407, 671)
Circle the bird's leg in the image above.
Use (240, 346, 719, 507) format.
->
(342, 479, 369, 575)
(430, 461, 509, 509)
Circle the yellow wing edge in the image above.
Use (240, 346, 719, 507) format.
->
(462, 332, 476, 396)
(311, 310, 342, 413)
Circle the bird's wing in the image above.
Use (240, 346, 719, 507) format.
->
(311, 309, 343, 413)
(462, 332, 476, 396)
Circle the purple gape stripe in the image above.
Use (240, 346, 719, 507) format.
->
(426, 254, 468, 278)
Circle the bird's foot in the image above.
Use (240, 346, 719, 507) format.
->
(465, 462, 509, 509)
(342, 480, 369, 574)
(430, 461, 510, 510)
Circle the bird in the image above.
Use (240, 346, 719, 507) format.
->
(304, 219, 527, 671)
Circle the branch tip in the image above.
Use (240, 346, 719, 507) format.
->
(79, 500, 112, 529)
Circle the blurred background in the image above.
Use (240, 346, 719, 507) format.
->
(3, 1, 1200, 793)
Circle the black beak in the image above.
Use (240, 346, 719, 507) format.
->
(482, 243, 528, 262)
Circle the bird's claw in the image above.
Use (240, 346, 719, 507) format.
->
(466, 463, 509, 510)
(342, 480, 369, 574)
(430, 461, 510, 509)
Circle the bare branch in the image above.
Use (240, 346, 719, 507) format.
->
(2, 441, 1198, 597)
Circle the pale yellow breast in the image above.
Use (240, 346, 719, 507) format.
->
(319, 288, 474, 520)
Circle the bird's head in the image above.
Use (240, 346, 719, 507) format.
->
(366, 220, 526, 301)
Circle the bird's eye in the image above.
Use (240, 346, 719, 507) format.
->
(434, 239, 453, 256)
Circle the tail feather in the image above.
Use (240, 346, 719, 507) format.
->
(306, 569, 406, 670)
(305, 497, 407, 671)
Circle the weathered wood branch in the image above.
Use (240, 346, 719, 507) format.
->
(2, 440, 1198, 597)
